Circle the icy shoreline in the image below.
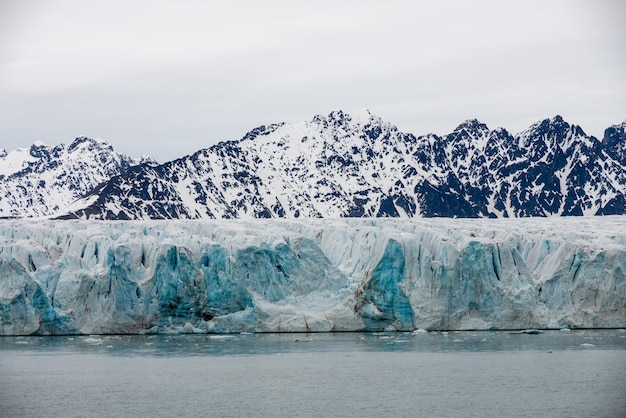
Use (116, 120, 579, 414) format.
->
(1, 217, 625, 335)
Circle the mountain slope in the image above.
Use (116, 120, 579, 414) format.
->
(0, 137, 155, 218)
(59, 111, 626, 220)
(603, 120, 626, 166)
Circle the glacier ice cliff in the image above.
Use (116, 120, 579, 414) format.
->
(1, 217, 625, 335)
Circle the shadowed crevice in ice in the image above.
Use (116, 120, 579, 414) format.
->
(356, 239, 414, 330)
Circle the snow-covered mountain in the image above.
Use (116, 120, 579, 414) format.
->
(0, 137, 155, 218)
(59, 111, 626, 220)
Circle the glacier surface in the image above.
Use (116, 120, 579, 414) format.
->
(1, 217, 625, 335)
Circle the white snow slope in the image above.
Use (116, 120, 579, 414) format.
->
(0, 137, 153, 218)
(1, 217, 624, 335)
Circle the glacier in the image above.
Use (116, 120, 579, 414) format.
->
(1, 217, 625, 335)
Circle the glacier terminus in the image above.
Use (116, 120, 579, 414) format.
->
(1, 217, 624, 335)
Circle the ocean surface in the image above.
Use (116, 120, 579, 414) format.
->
(1, 330, 625, 418)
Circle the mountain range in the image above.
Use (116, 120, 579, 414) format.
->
(2, 111, 625, 219)
(0, 137, 155, 218)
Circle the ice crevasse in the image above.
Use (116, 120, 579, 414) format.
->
(0, 217, 624, 335)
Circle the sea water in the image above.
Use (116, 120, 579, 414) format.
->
(1, 330, 625, 417)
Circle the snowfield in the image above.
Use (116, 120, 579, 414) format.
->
(1, 217, 625, 335)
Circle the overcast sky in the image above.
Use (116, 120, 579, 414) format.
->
(1, 0, 624, 162)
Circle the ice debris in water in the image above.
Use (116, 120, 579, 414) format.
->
(84, 337, 103, 346)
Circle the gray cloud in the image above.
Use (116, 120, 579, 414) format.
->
(1, 0, 624, 162)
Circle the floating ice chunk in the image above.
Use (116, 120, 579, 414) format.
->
(84, 337, 103, 345)
(412, 328, 428, 334)
(580, 343, 595, 348)
(559, 327, 571, 332)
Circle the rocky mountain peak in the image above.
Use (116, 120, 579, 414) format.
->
(0, 137, 151, 218)
(603, 120, 626, 165)
(56, 111, 626, 220)
(3, 111, 624, 220)
(453, 119, 489, 134)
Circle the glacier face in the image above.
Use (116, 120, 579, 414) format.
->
(1, 217, 625, 335)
